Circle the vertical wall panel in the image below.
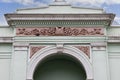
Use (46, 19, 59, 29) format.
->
(0, 59, 10, 80)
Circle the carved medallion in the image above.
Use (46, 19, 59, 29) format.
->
(16, 27, 104, 36)
(75, 46, 90, 58)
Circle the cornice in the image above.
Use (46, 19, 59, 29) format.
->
(0, 26, 9, 28)
(5, 14, 115, 26)
(8, 20, 109, 26)
(71, 6, 104, 11)
(15, 25, 106, 28)
(110, 25, 120, 28)
(5, 14, 114, 20)
(16, 6, 49, 11)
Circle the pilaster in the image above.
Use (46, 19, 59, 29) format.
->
(10, 43, 29, 80)
(91, 42, 109, 80)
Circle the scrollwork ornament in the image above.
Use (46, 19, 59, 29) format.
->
(80, 29, 89, 35)
(63, 27, 72, 36)
(31, 29, 40, 36)
(72, 28, 79, 35)
(47, 27, 56, 35)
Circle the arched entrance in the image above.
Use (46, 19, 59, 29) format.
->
(27, 46, 93, 80)
(33, 55, 87, 80)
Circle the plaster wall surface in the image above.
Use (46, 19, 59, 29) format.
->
(0, 43, 12, 52)
(0, 59, 11, 80)
(0, 43, 12, 80)
(16, 6, 104, 14)
(107, 27, 120, 36)
(0, 27, 13, 37)
(12, 50, 27, 80)
(108, 44, 120, 80)
(92, 49, 108, 80)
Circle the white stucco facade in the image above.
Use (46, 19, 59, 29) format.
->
(0, 0, 120, 80)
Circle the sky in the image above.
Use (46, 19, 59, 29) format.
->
(0, 0, 120, 26)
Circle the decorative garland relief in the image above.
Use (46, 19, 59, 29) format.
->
(16, 27, 104, 36)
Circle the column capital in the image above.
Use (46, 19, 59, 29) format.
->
(14, 42, 29, 51)
(91, 42, 107, 51)
(91, 42, 106, 47)
(13, 42, 29, 47)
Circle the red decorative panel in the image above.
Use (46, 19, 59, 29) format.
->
(16, 27, 104, 36)
(75, 46, 90, 58)
(30, 46, 45, 58)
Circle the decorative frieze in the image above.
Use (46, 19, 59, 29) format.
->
(16, 27, 104, 36)
(30, 46, 45, 58)
(75, 46, 90, 58)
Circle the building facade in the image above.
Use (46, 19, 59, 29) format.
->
(0, 0, 120, 80)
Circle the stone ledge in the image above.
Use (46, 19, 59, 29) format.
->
(0, 37, 13, 43)
(108, 36, 120, 43)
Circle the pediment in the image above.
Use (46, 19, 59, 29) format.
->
(16, 2, 104, 14)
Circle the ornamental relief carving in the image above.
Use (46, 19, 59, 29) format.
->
(75, 46, 90, 58)
(16, 27, 104, 36)
(30, 46, 90, 58)
(30, 46, 45, 58)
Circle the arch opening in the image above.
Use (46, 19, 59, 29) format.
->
(33, 54, 87, 80)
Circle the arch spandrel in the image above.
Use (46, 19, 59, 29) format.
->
(27, 46, 93, 80)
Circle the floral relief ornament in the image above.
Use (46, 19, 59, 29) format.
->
(75, 46, 90, 58)
(16, 27, 104, 36)
(30, 46, 45, 58)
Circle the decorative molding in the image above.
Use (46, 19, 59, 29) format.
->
(14, 36, 106, 44)
(91, 42, 106, 51)
(30, 46, 45, 58)
(13, 20, 108, 26)
(108, 36, 120, 40)
(0, 37, 13, 43)
(108, 36, 120, 42)
(5, 14, 115, 26)
(14, 43, 29, 51)
(27, 46, 93, 80)
(16, 27, 104, 36)
(109, 52, 120, 58)
(6, 14, 115, 21)
(74, 46, 90, 58)
(91, 42, 106, 47)
(30, 45, 90, 58)
(56, 43, 64, 53)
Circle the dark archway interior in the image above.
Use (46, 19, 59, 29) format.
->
(33, 54, 87, 80)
